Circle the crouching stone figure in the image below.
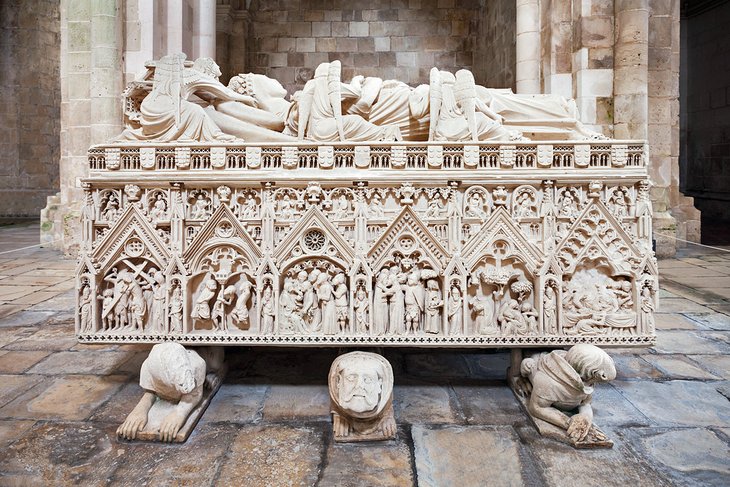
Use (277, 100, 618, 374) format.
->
(117, 342, 224, 443)
(518, 344, 616, 448)
(328, 351, 397, 442)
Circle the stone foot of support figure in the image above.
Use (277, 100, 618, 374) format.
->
(329, 351, 396, 442)
(117, 343, 226, 443)
(508, 344, 617, 449)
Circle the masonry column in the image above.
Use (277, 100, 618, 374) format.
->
(167, 0, 184, 54)
(614, 0, 648, 140)
(193, 0, 216, 59)
(516, 0, 541, 93)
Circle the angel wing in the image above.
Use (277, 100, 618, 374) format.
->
(153, 54, 185, 126)
(297, 82, 314, 141)
(455, 69, 478, 142)
(328, 60, 346, 141)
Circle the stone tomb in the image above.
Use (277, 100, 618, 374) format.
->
(74, 55, 657, 443)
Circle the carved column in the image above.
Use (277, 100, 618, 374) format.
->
(516, 0, 541, 93)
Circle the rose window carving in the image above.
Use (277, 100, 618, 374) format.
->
(303, 229, 327, 252)
(124, 238, 144, 257)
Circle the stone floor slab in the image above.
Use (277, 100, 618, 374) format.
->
(611, 354, 664, 379)
(0, 374, 45, 409)
(657, 298, 716, 314)
(27, 290, 75, 312)
(3, 322, 78, 351)
(9, 290, 63, 306)
(394, 385, 460, 424)
(216, 424, 323, 486)
(452, 385, 523, 425)
(0, 326, 36, 349)
(319, 430, 413, 486)
(613, 380, 730, 427)
(517, 424, 670, 487)
(0, 422, 119, 485)
(0, 310, 56, 328)
(0, 375, 126, 421)
(653, 330, 729, 354)
(591, 384, 652, 427)
(262, 384, 330, 421)
(630, 428, 730, 487)
(0, 350, 51, 374)
(685, 312, 730, 330)
(687, 355, 730, 379)
(413, 425, 525, 487)
(0, 304, 25, 320)
(0, 419, 35, 449)
(26, 350, 138, 376)
(643, 355, 722, 380)
(201, 383, 267, 424)
(655, 312, 703, 330)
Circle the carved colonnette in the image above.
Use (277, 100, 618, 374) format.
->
(76, 140, 657, 349)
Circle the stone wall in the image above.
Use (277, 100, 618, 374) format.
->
(243, 0, 482, 94)
(0, 1, 60, 217)
(474, 0, 515, 89)
(681, 1, 730, 224)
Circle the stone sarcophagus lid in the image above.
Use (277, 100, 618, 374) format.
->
(75, 55, 657, 348)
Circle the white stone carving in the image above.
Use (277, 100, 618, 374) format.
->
(328, 351, 396, 442)
(516, 344, 617, 448)
(117, 343, 225, 443)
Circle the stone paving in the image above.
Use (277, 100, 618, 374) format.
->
(0, 222, 728, 486)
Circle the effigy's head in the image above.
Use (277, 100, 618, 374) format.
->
(565, 344, 616, 385)
(329, 351, 393, 418)
(228, 73, 288, 100)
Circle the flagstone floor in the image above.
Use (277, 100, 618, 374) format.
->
(0, 221, 728, 486)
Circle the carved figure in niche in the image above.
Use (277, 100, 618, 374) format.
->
(354, 285, 370, 334)
(129, 278, 148, 332)
(498, 299, 523, 335)
(333, 194, 350, 219)
(372, 270, 390, 335)
(558, 191, 578, 218)
(447, 285, 463, 335)
(609, 189, 629, 217)
(150, 193, 168, 221)
(514, 191, 537, 218)
(543, 286, 558, 334)
(230, 280, 253, 329)
(238, 193, 258, 219)
(465, 191, 488, 220)
(470, 290, 498, 335)
(640, 284, 655, 334)
(99, 289, 114, 331)
(387, 266, 406, 335)
(278, 276, 301, 334)
(104, 268, 131, 330)
(102, 194, 120, 221)
(333, 273, 349, 333)
(279, 194, 295, 220)
(117, 343, 225, 443)
(260, 284, 275, 334)
(518, 344, 617, 447)
(79, 285, 93, 333)
(190, 194, 210, 220)
(149, 271, 167, 333)
(493, 186, 509, 207)
(425, 197, 445, 219)
(424, 279, 443, 334)
(368, 193, 385, 218)
(191, 279, 217, 330)
(329, 351, 397, 442)
(119, 54, 255, 142)
(404, 270, 424, 334)
(318, 272, 338, 335)
(562, 270, 636, 336)
(211, 285, 236, 332)
(169, 284, 183, 333)
(303, 269, 322, 332)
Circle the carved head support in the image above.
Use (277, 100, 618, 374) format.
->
(329, 351, 394, 419)
(565, 344, 617, 385)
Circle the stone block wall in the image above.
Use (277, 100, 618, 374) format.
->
(0, 1, 61, 217)
(243, 0, 482, 94)
(681, 1, 730, 225)
(474, 0, 516, 89)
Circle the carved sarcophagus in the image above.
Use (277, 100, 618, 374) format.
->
(76, 141, 657, 347)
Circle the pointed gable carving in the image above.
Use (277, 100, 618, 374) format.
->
(274, 206, 355, 269)
(368, 206, 449, 271)
(554, 199, 643, 276)
(76, 255, 98, 276)
(462, 207, 543, 272)
(93, 205, 170, 270)
(165, 254, 189, 276)
(184, 204, 262, 269)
